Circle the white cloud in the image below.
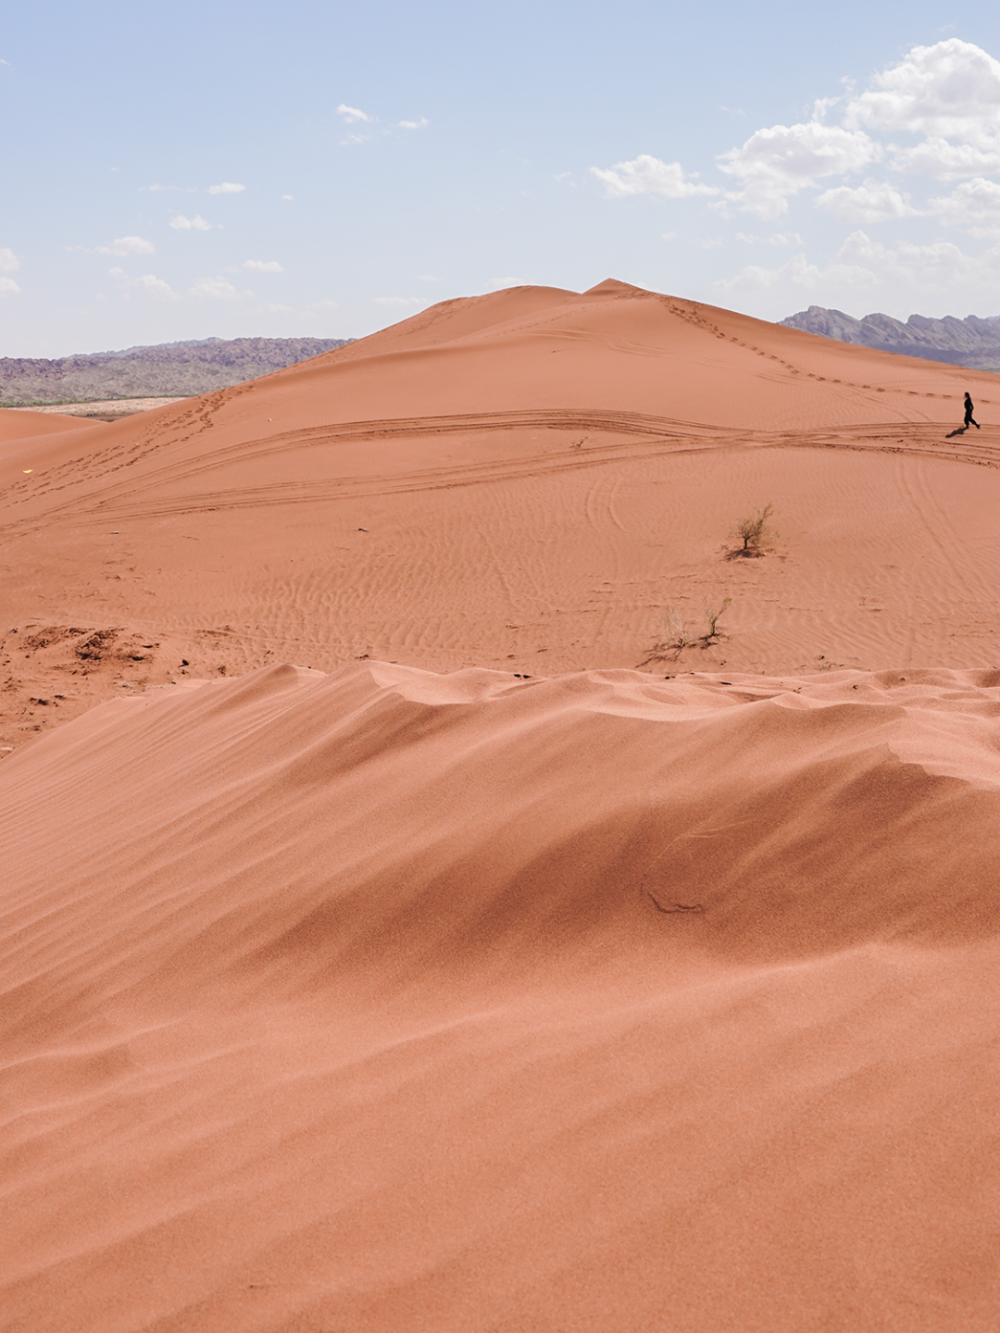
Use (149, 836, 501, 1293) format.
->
(134, 273, 177, 298)
(398, 117, 428, 129)
(109, 268, 179, 300)
(716, 249, 877, 293)
(0, 247, 20, 272)
(816, 178, 918, 223)
(719, 229, 1000, 297)
(928, 177, 1000, 231)
(170, 214, 212, 231)
(718, 121, 880, 218)
(374, 296, 423, 306)
(98, 235, 155, 256)
(190, 276, 241, 300)
(845, 39, 1000, 147)
(207, 182, 245, 194)
(894, 138, 1000, 179)
(0, 276, 20, 296)
(590, 154, 718, 199)
(282, 194, 294, 200)
(109, 268, 248, 302)
(337, 104, 371, 124)
(243, 259, 284, 272)
(836, 229, 996, 290)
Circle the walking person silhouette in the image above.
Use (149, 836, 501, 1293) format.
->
(964, 391, 980, 430)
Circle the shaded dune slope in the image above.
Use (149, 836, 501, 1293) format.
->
(3, 663, 1000, 1331)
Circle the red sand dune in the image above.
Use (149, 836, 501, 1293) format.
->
(2, 278, 1000, 750)
(2, 281, 1000, 1330)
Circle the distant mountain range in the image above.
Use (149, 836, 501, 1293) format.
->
(0, 336, 352, 405)
(780, 306, 1000, 373)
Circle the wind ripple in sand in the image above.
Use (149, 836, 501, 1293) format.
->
(3, 662, 1000, 1332)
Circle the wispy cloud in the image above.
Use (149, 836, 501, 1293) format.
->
(97, 236, 156, 256)
(170, 214, 212, 231)
(591, 155, 719, 200)
(0, 277, 20, 296)
(0, 247, 20, 273)
(190, 276, 241, 300)
(109, 269, 247, 302)
(256, 298, 338, 317)
(143, 183, 196, 193)
(398, 117, 428, 129)
(243, 259, 284, 272)
(735, 231, 805, 246)
(337, 104, 372, 124)
(207, 182, 245, 195)
(717, 229, 998, 296)
(110, 267, 178, 300)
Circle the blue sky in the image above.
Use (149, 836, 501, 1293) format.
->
(2, 1, 1000, 356)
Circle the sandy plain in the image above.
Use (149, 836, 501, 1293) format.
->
(2, 279, 999, 1331)
(6, 397, 190, 421)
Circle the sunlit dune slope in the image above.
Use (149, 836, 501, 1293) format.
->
(2, 278, 1000, 752)
(2, 661, 999, 1332)
(0, 406, 97, 445)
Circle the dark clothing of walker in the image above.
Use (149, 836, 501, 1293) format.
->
(964, 393, 980, 429)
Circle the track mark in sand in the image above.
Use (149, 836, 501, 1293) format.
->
(608, 476, 627, 533)
(0, 409, 727, 531)
(584, 472, 626, 533)
(2, 407, 998, 537)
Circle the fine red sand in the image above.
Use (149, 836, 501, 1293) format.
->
(2, 280, 1000, 1330)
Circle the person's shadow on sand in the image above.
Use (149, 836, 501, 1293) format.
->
(945, 425, 972, 438)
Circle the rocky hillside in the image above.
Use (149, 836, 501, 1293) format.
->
(0, 336, 352, 405)
(780, 306, 1000, 372)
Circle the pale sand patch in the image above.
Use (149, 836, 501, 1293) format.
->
(6, 395, 191, 419)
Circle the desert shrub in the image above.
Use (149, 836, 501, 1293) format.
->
(637, 600, 732, 667)
(661, 606, 689, 652)
(703, 597, 731, 639)
(730, 503, 774, 557)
